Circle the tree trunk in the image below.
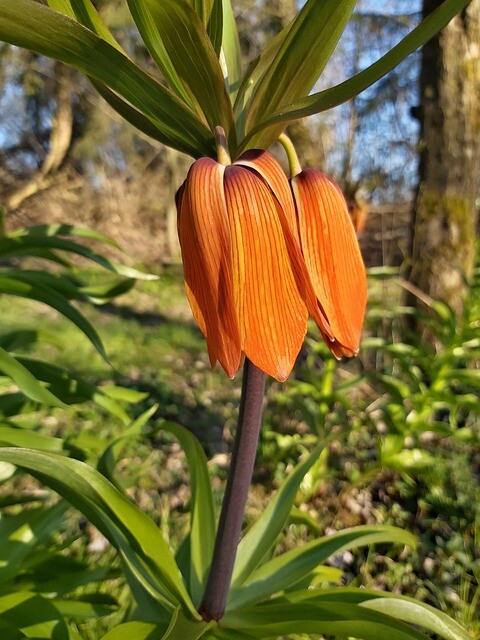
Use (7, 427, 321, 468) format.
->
(8, 63, 74, 210)
(409, 0, 480, 320)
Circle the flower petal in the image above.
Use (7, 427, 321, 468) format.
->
(237, 150, 334, 340)
(235, 149, 299, 241)
(224, 164, 308, 381)
(291, 169, 367, 354)
(177, 158, 241, 377)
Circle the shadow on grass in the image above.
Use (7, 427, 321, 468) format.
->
(98, 301, 192, 330)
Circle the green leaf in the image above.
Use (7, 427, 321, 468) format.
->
(157, 605, 212, 639)
(362, 597, 472, 640)
(0, 275, 109, 362)
(28, 563, 119, 598)
(0, 0, 214, 157)
(46, 0, 122, 51)
(222, 601, 428, 640)
(381, 449, 435, 473)
(0, 448, 198, 618)
(0, 502, 67, 587)
(241, 0, 472, 149)
(91, 79, 173, 144)
(100, 621, 168, 640)
(0, 425, 66, 452)
(228, 525, 416, 609)
(97, 404, 159, 489)
(0, 348, 65, 408)
(126, 0, 195, 104)
(161, 422, 215, 606)
(234, 20, 292, 141)
(52, 597, 116, 620)
(1, 270, 80, 300)
(243, 0, 356, 145)
(0, 591, 69, 639)
(79, 275, 136, 304)
(220, 0, 242, 101)
(11, 357, 98, 408)
(0, 235, 156, 280)
(141, 0, 236, 147)
(10, 223, 121, 248)
(206, 0, 223, 56)
(281, 589, 471, 640)
(232, 445, 322, 588)
(99, 386, 149, 404)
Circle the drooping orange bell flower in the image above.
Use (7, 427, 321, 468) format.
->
(176, 148, 366, 381)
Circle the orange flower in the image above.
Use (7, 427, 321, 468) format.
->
(176, 150, 366, 381)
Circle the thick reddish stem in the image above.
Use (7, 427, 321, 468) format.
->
(199, 359, 266, 621)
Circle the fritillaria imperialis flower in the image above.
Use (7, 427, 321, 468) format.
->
(176, 149, 366, 381)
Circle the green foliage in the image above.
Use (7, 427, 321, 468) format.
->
(0, 441, 463, 640)
(0, 0, 471, 158)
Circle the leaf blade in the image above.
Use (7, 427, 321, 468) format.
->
(241, 0, 472, 150)
(0, 448, 197, 617)
(244, 0, 356, 137)
(0, 0, 214, 157)
(228, 525, 416, 609)
(232, 445, 322, 587)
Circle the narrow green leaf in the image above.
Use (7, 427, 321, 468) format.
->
(1, 270, 80, 300)
(241, 0, 472, 150)
(222, 602, 428, 640)
(190, 0, 223, 54)
(0, 448, 197, 618)
(0, 591, 70, 639)
(161, 422, 216, 606)
(90, 80, 171, 144)
(220, 0, 242, 101)
(228, 525, 416, 609)
(47, 0, 122, 51)
(233, 18, 292, 140)
(97, 403, 159, 489)
(0, 347, 65, 408)
(281, 589, 471, 640)
(244, 0, 356, 136)
(10, 223, 120, 248)
(142, 0, 236, 147)
(206, 0, 223, 55)
(0, 502, 67, 587)
(232, 445, 322, 588)
(0, 235, 156, 280)
(100, 621, 168, 640)
(0, 275, 109, 362)
(0, 425, 65, 452)
(92, 392, 132, 427)
(30, 564, 119, 597)
(79, 275, 136, 304)
(362, 597, 472, 640)
(99, 386, 149, 404)
(52, 597, 116, 619)
(159, 605, 212, 639)
(126, 0, 195, 104)
(191, 0, 214, 27)
(13, 357, 97, 406)
(0, 0, 214, 157)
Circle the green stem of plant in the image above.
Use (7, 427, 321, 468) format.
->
(278, 133, 302, 177)
(215, 125, 232, 165)
(199, 358, 266, 621)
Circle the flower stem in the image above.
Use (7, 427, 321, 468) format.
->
(278, 133, 302, 177)
(215, 125, 232, 166)
(199, 359, 266, 621)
